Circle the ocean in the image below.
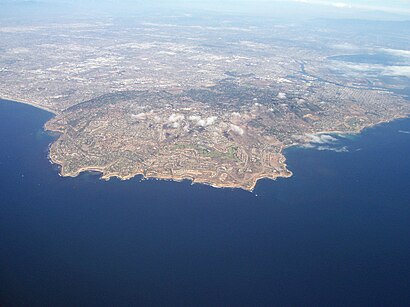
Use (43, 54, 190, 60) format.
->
(0, 98, 409, 306)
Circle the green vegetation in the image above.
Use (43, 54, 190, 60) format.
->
(172, 144, 239, 161)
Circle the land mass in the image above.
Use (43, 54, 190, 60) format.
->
(1, 15, 409, 190)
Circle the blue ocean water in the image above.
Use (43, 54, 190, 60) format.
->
(0, 99, 410, 306)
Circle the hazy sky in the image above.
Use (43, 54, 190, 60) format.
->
(288, 0, 410, 14)
(2, 0, 410, 19)
(57, 0, 410, 14)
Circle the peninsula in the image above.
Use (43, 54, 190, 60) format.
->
(1, 15, 409, 190)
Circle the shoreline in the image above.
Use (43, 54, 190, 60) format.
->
(48, 153, 293, 192)
(283, 114, 410, 151)
(4, 96, 409, 192)
(47, 114, 409, 192)
(0, 96, 59, 115)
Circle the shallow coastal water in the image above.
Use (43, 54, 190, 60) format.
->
(1, 99, 410, 306)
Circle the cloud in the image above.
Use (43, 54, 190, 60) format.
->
(332, 61, 410, 78)
(230, 124, 244, 135)
(188, 115, 201, 121)
(316, 145, 349, 152)
(197, 119, 206, 126)
(381, 48, 410, 58)
(331, 43, 360, 51)
(131, 112, 147, 120)
(331, 2, 351, 9)
(277, 92, 287, 99)
(188, 115, 218, 127)
(306, 133, 338, 144)
(168, 113, 184, 122)
(382, 65, 410, 77)
(301, 133, 349, 152)
(290, 0, 410, 15)
(205, 116, 218, 126)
